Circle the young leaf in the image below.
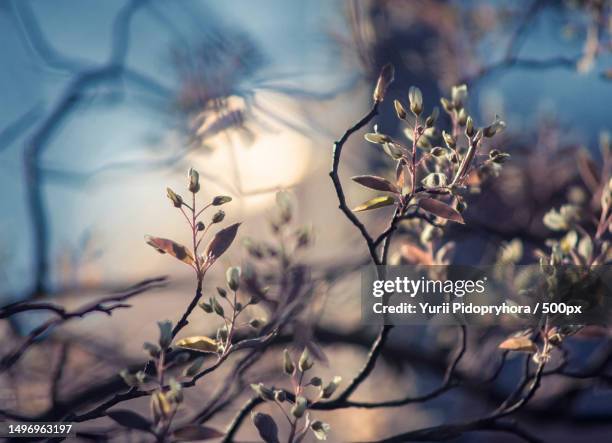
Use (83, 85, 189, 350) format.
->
(172, 425, 224, 441)
(252, 412, 280, 443)
(204, 223, 241, 263)
(498, 336, 537, 353)
(418, 198, 464, 224)
(352, 175, 399, 193)
(364, 132, 392, 144)
(352, 196, 395, 212)
(175, 336, 219, 353)
(107, 410, 152, 432)
(145, 236, 194, 265)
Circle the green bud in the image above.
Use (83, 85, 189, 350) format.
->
(283, 349, 295, 375)
(187, 167, 200, 193)
(442, 131, 456, 149)
(212, 297, 225, 317)
(226, 266, 241, 291)
(210, 297, 224, 317)
(251, 382, 275, 401)
(465, 116, 475, 137)
(216, 287, 227, 298)
(196, 221, 205, 231)
(212, 195, 232, 206)
(394, 99, 407, 120)
(157, 320, 173, 350)
(212, 210, 225, 224)
(166, 187, 183, 208)
(322, 375, 342, 398)
(440, 97, 454, 113)
(430, 146, 447, 157)
(425, 107, 439, 128)
(483, 116, 506, 137)
(364, 133, 393, 144)
(199, 301, 213, 313)
(298, 348, 313, 372)
(311, 421, 331, 441)
(309, 376, 322, 387)
(451, 84, 468, 109)
(274, 390, 286, 402)
(457, 108, 468, 126)
(408, 86, 423, 116)
(291, 396, 307, 418)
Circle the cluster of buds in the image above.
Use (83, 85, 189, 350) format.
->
(250, 348, 339, 441)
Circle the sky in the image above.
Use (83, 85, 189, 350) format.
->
(0, 0, 610, 301)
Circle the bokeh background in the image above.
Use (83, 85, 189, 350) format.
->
(1, 0, 611, 441)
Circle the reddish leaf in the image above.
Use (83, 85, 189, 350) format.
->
(145, 236, 194, 265)
(205, 223, 241, 263)
(419, 198, 464, 224)
(352, 175, 399, 193)
(173, 425, 224, 441)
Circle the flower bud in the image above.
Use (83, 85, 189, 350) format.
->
(440, 97, 453, 113)
(166, 187, 183, 208)
(196, 221, 205, 231)
(291, 396, 307, 418)
(157, 320, 173, 350)
(212, 210, 225, 223)
(451, 84, 468, 109)
(199, 301, 213, 313)
(457, 108, 467, 126)
(283, 349, 295, 375)
(298, 348, 313, 372)
(226, 266, 241, 291)
(274, 389, 286, 402)
(465, 116, 475, 137)
(212, 196, 232, 206)
(425, 107, 439, 128)
(408, 86, 423, 116)
(187, 167, 200, 193)
(442, 131, 456, 149)
(309, 376, 322, 387)
(250, 382, 275, 401)
(211, 297, 224, 317)
(483, 117, 506, 138)
(216, 287, 227, 298)
(311, 421, 331, 440)
(322, 375, 342, 398)
(394, 100, 407, 120)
